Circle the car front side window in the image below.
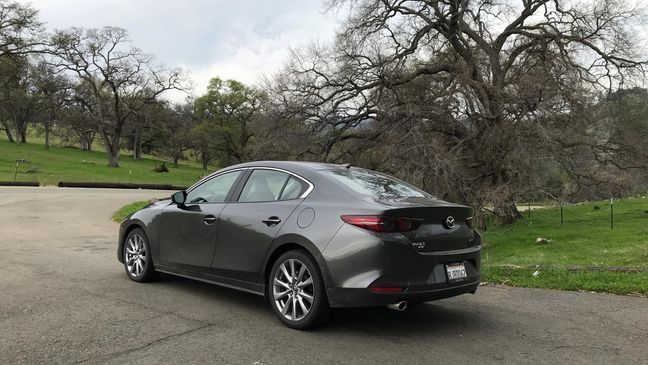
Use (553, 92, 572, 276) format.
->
(185, 170, 242, 204)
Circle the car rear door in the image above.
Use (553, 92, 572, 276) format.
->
(157, 170, 245, 272)
(211, 168, 310, 282)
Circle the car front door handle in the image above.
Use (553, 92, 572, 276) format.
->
(262, 216, 282, 226)
(202, 215, 217, 225)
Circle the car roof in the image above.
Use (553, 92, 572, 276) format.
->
(224, 160, 345, 172)
(190, 161, 344, 190)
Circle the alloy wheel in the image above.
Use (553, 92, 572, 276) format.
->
(273, 258, 314, 321)
(125, 233, 147, 277)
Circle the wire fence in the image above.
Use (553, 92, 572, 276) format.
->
(481, 197, 622, 231)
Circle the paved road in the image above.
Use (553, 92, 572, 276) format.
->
(1, 187, 646, 364)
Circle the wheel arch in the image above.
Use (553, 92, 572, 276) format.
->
(118, 220, 148, 263)
(260, 234, 333, 299)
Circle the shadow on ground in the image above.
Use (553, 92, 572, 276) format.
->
(147, 273, 488, 336)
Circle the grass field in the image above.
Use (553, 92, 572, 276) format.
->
(482, 198, 648, 295)
(0, 138, 210, 187)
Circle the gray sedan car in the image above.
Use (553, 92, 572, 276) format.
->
(118, 161, 481, 329)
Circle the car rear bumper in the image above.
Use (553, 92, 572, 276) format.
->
(321, 225, 482, 308)
(327, 279, 480, 307)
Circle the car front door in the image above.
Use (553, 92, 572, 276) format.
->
(158, 170, 245, 272)
(212, 168, 310, 282)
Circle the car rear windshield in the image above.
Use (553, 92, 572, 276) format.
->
(324, 168, 433, 199)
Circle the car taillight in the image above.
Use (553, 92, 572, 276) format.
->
(340, 215, 422, 233)
(465, 217, 474, 228)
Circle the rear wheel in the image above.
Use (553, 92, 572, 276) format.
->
(269, 250, 329, 330)
(123, 228, 157, 282)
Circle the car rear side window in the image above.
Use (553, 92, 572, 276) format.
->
(238, 170, 308, 202)
(279, 176, 305, 200)
(324, 169, 432, 199)
(239, 170, 289, 202)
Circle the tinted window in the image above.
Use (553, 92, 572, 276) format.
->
(324, 169, 432, 199)
(186, 171, 242, 203)
(239, 170, 290, 202)
(279, 176, 305, 200)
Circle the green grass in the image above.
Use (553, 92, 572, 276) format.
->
(482, 197, 648, 295)
(112, 200, 150, 222)
(0, 138, 210, 186)
(483, 266, 648, 296)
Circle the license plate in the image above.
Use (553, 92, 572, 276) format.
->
(445, 263, 467, 282)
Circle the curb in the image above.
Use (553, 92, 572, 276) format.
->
(0, 181, 40, 187)
(57, 181, 187, 190)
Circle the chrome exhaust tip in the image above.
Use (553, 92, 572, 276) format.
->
(387, 301, 407, 311)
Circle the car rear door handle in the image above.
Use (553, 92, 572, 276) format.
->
(262, 216, 282, 226)
(202, 215, 217, 225)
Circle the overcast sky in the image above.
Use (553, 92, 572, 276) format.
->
(20, 0, 340, 102)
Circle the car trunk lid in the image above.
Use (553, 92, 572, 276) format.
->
(377, 198, 476, 252)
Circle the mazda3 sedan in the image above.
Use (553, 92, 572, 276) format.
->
(118, 161, 481, 329)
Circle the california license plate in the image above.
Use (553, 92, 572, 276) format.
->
(445, 262, 467, 282)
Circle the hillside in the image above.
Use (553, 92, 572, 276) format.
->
(0, 138, 209, 187)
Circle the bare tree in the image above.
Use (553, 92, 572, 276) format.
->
(0, 53, 25, 142)
(49, 27, 185, 167)
(0, 0, 42, 141)
(159, 102, 197, 167)
(0, 0, 42, 57)
(31, 61, 71, 150)
(272, 0, 647, 222)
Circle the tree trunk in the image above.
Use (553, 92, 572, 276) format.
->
(493, 201, 523, 224)
(173, 155, 179, 167)
(201, 151, 209, 170)
(79, 133, 88, 151)
(133, 133, 143, 160)
(1, 120, 14, 142)
(84, 130, 94, 152)
(100, 128, 120, 167)
(14, 121, 26, 143)
(14, 115, 27, 144)
(108, 149, 119, 167)
(17, 129, 26, 144)
(44, 123, 50, 151)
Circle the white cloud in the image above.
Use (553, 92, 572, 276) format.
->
(20, 0, 340, 102)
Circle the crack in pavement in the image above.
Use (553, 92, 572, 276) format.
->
(71, 322, 216, 364)
(69, 289, 224, 364)
(78, 288, 212, 325)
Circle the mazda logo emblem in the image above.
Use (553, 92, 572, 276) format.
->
(444, 216, 455, 229)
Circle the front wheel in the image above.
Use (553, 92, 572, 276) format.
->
(269, 250, 329, 330)
(123, 228, 157, 282)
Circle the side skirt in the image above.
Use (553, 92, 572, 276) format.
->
(156, 264, 265, 297)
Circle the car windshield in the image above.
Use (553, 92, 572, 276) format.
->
(324, 168, 434, 199)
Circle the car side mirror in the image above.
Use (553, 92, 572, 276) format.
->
(171, 191, 186, 205)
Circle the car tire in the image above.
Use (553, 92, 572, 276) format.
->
(123, 228, 158, 282)
(268, 250, 329, 330)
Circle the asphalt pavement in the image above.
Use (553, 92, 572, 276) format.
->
(0, 187, 646, 364)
